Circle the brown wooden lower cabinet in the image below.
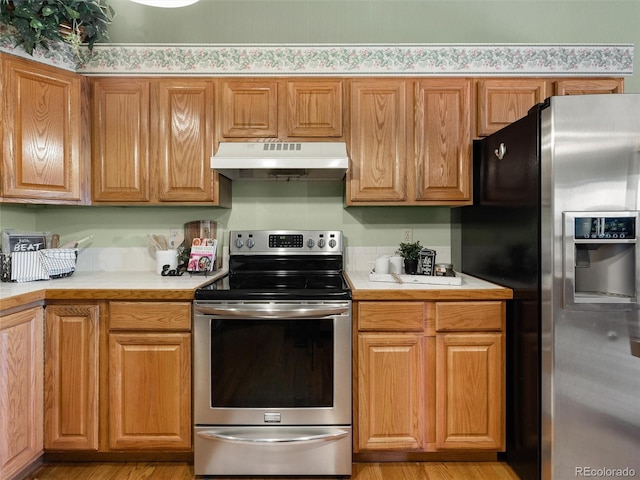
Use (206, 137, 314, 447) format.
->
(43, 300, 192, 456)
(0, 306, 44, 480)
(45, 304, 100, 450)
(354, 300, 505, 456)
(109, 331, 191, 450)
(435, 332, 504, 450)
(357, 332, 426, 451)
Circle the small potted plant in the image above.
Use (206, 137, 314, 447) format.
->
(0, 0, 115, 56)
(397, 240, 422, 275)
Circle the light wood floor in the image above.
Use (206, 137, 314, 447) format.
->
(27, 461, 521, 480)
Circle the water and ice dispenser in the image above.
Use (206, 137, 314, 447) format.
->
(564, 212, 639, 307)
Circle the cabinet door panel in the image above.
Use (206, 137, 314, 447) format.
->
(357, 333, 425, 451)
(2, 58, 83, 202)
(0, 307, 44, 479)
(436, 332, 504, 450)
(109, 332, 191, 450)
(358, 302, 424, 331)
(477, 79, 547, 137)
(435, 301, 503, 332)
(220, 81, 277, 137)
(154, 80, 214, 201)
(286, 80, 343, 137)
(348, 80, 407, 203)
(555, 78, 623, 95)
(414, 79, 471, 202)
(92, 79, 150, 202)
(45, 305, 99, 450)
(109, 301, 191, 331)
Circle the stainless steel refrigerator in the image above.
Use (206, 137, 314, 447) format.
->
(459, 94, 640, 480)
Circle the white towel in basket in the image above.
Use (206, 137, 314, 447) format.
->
(11, 251, 49, 282)
(40, 248, 77, 277)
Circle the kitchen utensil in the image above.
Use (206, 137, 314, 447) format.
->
(391, 273, 404, 284)
(147, 234, 163, 251)
(153, 234, 168, 250)
(51, 234, 60, 248)
(169, 231, 184, 249)
(60, 235, 93, 249)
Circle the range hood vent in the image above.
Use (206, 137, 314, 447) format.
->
(211, 142, 349, 181)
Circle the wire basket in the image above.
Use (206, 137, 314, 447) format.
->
(0, 249, 78, 283)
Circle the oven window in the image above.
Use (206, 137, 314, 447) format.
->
(211, 319, 334, 408)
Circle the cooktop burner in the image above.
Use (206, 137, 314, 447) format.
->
(194, 230, 351, 302)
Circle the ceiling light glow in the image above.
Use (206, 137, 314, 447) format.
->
(130, 0, 200, 7)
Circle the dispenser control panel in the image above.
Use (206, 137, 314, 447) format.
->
(575, 216, 636, 240)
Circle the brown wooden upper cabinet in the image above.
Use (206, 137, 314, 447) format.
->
(414, 79, 471, 203)
(91, 77, 230, 205)
(476, 78, 548, 137)
(554, 78, 623, 95)
(347, 79, 407, 204)
(476, 77, 624, 137)
(1, 54, 90, 204)
(92, 78, 150, 202)
(219, 80, 278, 138)
(347, 78, 472, 206)
(153, 80, 219, 202)
(285, 80, 343, 137)
(218, 78, 344, 140)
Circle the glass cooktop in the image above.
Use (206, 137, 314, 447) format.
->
(194, 272, 351, 301)
(194, 253, 351, 301)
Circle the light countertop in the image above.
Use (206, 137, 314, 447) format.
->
(2, 268, 512, 312)
(344, 270, 512, 301)
(0, 269, 227, 311)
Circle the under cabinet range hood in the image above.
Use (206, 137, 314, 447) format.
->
(211, 142, 349, 181)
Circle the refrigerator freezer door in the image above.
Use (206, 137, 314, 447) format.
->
(544, 95, 640, 480)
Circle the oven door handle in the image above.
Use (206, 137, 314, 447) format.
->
(195, 303, 350, 319)
(196, 428, 350, 445)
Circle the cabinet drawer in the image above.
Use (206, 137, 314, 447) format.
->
(109, 302, 191, 331)
(435, 301, 503, 331)
(358, 302, 424, 331)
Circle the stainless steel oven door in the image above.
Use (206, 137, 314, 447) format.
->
(193, 300, 352, 427)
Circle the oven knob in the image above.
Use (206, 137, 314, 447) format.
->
(329, 239, 337, 248)
(307, 239, 315, 248)
(246, 238, 255, 248)
(318, 238, 326, 248)
(235, 238, 244, 248)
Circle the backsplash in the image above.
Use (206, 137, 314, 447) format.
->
(74, 245, 451, 273)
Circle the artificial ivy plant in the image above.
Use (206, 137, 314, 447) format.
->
(0, 0, 115, 55)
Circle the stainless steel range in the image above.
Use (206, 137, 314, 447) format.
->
(193, 230, 352, 477)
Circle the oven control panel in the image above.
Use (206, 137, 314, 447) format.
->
(269, 234, 304, 248)
(230, 230, 343, 254)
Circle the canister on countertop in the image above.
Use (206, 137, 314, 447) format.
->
(434, 263, 455, 277)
